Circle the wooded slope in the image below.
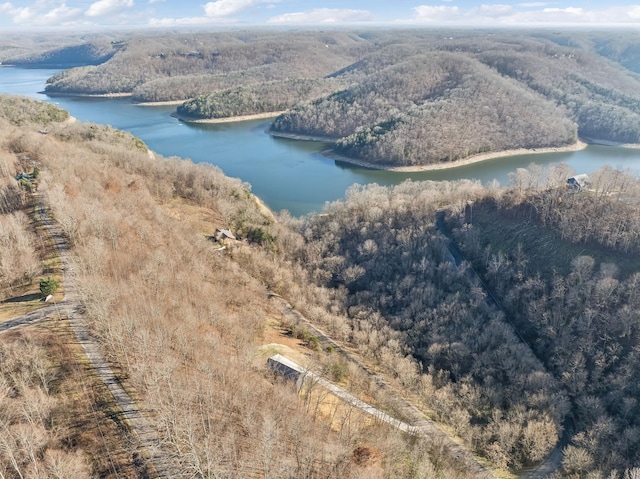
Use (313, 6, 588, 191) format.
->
(282, 163, 640, 477)
(448, 168, 640, 477)
(39, 31, 368, 99)
(272, 32, 640, 166)
(176, 78, 346, 120)
(287, 180, 568, 470)
(0, 95, 475, 478)
(0, 31, 120, 66)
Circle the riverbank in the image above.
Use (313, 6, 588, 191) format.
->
(322, 141, 590, 172)
(582, 137, 640, 149)
(268, 129, 339, 143)
(172, 111, 286, 124)
(45, 91, 133, 99)
(135, 99, 185, 106)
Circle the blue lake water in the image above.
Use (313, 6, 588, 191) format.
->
(2, 66, 640, 216)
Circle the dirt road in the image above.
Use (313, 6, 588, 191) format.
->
(0, 196, 171, 477)
(270, 294, 496, 479)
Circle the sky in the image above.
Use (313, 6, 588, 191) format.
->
(1, 0, 640, 29)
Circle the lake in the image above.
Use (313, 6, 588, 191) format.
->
(3, 66, 640, 216)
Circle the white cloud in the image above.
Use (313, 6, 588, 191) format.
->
(473, 4, 514, 17)
(203, 0, 279, 18)
(268, 8, 374, 24)
(148, 15, 234, 25)
(0, 2, 14, 13)
(629, 6, 640, 19)
(149, 16, 202, 25)
(41, 3, 83, 24)
(204, 0, 254, 17)
(413, 5, 460, 22)
(411, 3, 640, 25)
(12, 6, 35, 24)
(149, 0, 276, 25)
(85, 0, 134, 18)
(0, 1, 86, 26)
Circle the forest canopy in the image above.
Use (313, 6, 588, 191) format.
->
(6, 29, 640, 166)
(3, 82, 640, 477)
(271, 33, 640, 167)
(282, 165, 640, 476)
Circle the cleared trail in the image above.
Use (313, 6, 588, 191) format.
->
(436, 212, 567, 479)
(269, 294, 496, 479)
(0, 305, 56, 333)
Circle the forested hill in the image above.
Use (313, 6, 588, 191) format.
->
(272, 32, 640, 167)
(285, 165, 640, 476)
(0, 32, 119, 67)
(8, 29, 640, 166)
(6, 42, 116, 68)
(175, 78, 346, 121)
(37, 31, 369, 100)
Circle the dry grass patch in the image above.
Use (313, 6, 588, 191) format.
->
(162, 196, 224, 236)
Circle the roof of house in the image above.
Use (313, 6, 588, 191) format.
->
(215, 228, 236, 240)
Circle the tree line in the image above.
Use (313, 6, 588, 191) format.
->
(39, 31, 368, 100)
(176, 78, 345, 120)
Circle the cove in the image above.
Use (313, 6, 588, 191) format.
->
(3, 67, 640, 216)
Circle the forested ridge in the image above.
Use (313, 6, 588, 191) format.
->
(447, 168, 640, 476)
(33, 31, 369, 98)
(0, 32, 120, 67)
(176, 78, 346, 120)
(276, 163, 640, 477)
(0, 95, 484, 478)
(6, 29, 640, 165)
(272, 32, 640, 167)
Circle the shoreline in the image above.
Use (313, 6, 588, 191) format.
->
(40, 90, 187, 105)
(135, 99, 186, 107)
(268, 129, 340, 143)
(322, 141, 591, 172)
(581, 137, 640, 149)
(172, 111, 286, 124)
(44, 91, 133, 99)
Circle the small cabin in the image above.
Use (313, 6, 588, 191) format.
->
(567, 174, 589, 191)
(267, 354, 308, 390)
(214, 228, 236, 242)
